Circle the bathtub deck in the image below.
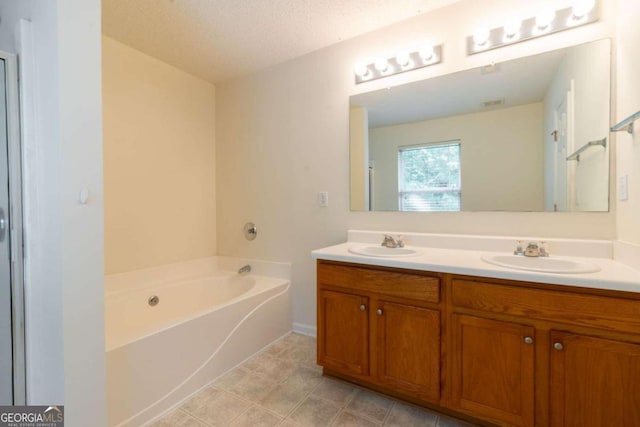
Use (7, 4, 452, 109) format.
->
(148, 333, 472, 427)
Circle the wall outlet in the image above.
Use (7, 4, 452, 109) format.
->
(618, 175, 629, 201)
(318, 191, 329, 207)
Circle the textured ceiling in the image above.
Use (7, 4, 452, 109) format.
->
(102, 0, 461, 84)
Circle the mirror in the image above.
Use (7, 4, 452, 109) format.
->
(350, 39, 611, 212)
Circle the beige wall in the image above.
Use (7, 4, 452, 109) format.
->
(216, 0, 617, 331)
(103, 37, 216, 274)
(616, 0, 640, 245)
(369, 103, 544, 211)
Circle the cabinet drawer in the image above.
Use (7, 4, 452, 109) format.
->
(318, 262, 440, 304)
(452, 278, 640, 334)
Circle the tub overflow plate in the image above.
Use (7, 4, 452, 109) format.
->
(148, 295, 159, 307)
(243, 222, 258, 241)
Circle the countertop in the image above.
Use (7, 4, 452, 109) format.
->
(312, 242, 640, 294)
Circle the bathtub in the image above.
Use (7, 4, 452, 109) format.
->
(105, 257, 292, 427)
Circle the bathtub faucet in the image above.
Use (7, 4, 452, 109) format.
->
(238, 264, 251, 274)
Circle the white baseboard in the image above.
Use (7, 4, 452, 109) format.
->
(293, 323, 317, 338)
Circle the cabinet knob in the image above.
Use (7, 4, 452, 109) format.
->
(524, 336, 534, 345)
(554, 342, 564, 351)
(377, 308, 383, 316)
(359, 304, 366, 311)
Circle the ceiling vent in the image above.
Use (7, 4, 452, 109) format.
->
(481, 63, 500, 74)
(483, 98, 505, 108)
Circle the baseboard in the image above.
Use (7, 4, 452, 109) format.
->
(293, 322, 317, 337)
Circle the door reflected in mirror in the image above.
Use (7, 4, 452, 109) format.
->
(350, 39, 611, 212)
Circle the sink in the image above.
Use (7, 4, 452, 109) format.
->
(481, 254, 600, 274)
(348, 245, 423, 258)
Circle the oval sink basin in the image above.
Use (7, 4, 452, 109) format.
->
(481, 254, 600, 274)
(348, 245, 422, 258)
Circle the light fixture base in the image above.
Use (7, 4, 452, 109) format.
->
(466, 5, 598, 55)
(355, 45, 443, 84)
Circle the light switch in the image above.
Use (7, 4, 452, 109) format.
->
(618, 175, 628, 201)
(79, 188, 90, 204)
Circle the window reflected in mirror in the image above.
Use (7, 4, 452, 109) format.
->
(396, 141, 461, 212)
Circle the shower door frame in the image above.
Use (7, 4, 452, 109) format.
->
(0, 49, 26, 405)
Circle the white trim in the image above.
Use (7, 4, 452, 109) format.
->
(14, 18, 48, 405)
(293, 322, 317, 338)
(0, 47, 26, 404)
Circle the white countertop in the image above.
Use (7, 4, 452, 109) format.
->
(312, 236, 640, 294)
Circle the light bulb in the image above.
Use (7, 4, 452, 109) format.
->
(354, 62, 369, 77)
(473, 28, 490, 47)
(536, 8, 555, 29)
(374, 58, 389, 72)
(572, 0, 595, 18)
(419, 46, 435, 62)
(396, 51, 411, 67)
(504, 18, 521, 39)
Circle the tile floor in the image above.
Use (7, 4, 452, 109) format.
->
(150, 333, 477, 427)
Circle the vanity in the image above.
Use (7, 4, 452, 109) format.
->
(312, 231, 640, 427)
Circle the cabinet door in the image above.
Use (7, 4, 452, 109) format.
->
(451, 314, 535, 427)
(375, 300, 440, 402)
(317, 289, 369, 376)
(550, 331, 640, 427)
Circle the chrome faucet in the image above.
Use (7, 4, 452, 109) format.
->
(515, 241, 549, 257)
(524, 242, 540, 257)
(514, 240, 525, 256)
(381, 234, 405, 248)
(238, 264, 251, 274)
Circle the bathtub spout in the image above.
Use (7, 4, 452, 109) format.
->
(238, 264, 251, 274)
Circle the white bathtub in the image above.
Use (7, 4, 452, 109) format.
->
(105, 258, 292, 427)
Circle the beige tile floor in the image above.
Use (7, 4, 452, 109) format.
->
(150, 333, 477, 427)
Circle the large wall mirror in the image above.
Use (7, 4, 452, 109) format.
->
(350, 39, 611, 212)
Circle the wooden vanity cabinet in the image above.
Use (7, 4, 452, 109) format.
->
(449, 276, 640, 427)
(317, 289, 369, 376)
(317, 260, 640, 427)
(317, 261, 442, 403)
(375, 299, 441, 401)
(450, 314, 535, 427)
(549, 331, 640, 427)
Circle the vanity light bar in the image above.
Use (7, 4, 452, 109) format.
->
(354, 45, 443, 84)
(467, 3, 598, 55)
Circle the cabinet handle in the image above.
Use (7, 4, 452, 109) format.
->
(554, 342, 564, 351)
(377, 308, 383, 316)
(359, 304, 366, 311)
(524, 336, 533, 345)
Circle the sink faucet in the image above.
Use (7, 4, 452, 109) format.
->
(381, 234, 405, 248)
(519, 241, 549, 257)
(514, 241, 525, 256)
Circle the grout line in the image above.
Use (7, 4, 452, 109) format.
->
(280, 379, 318, 420)
(247, 403, 286, 423)
(177, 408, 211, 427)
(226, 401, 255, 425)
(326, 408, 343, 427)
(178, 408, 214, 427)
(381, 402, 395, 425)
